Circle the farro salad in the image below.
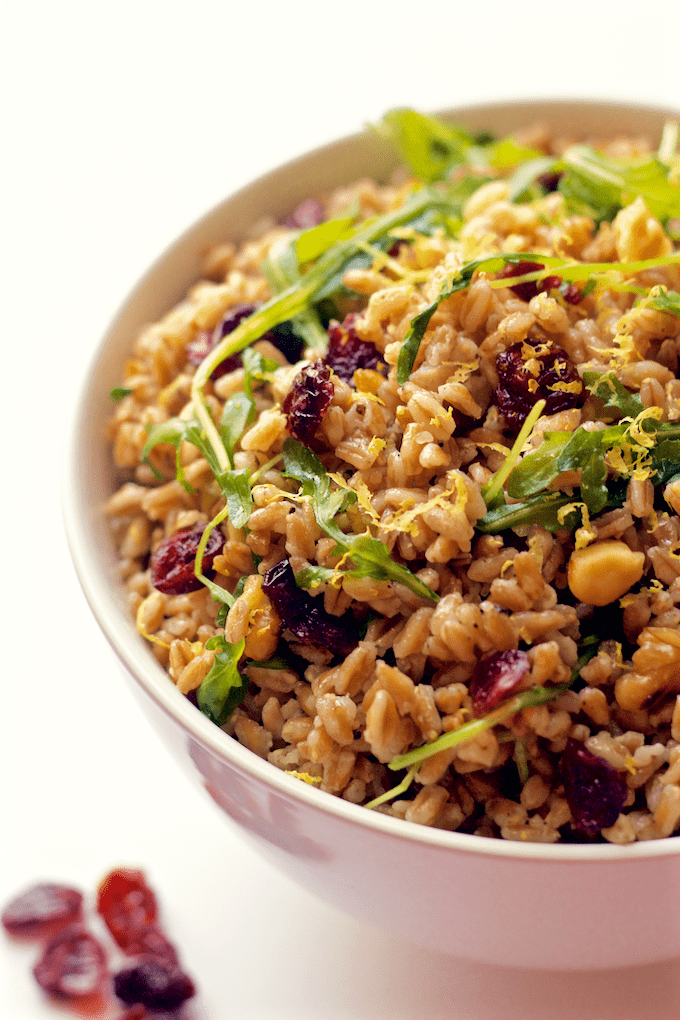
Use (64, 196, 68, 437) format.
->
(106, 109, 680, 843)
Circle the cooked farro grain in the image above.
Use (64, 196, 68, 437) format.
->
(105, 109, 680, 842)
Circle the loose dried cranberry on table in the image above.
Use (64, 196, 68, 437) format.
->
(469, 649, 530, 715)
(324, 314, 383, 384)
(560, 737, 628, 838)
(262, 558, 360, 657)
(282, 358, 334, 445)
(2, 883, 82, 935)
(117, 1005, 150, 1020)
(495, 336, 584, 430)
(32, 925, 108, 999)
(150, 524, 224, 596)
(284, 197, 325, 229)
(114, 958, 196, 1012)
(97, 868, 158, 953)
(127, 922, 179, 965)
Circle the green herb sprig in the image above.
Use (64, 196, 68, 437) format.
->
(282, 439, 439, 603)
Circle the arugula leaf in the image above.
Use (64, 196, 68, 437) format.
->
(197, 636, 248, 726)
(378, 108, 477, 182)
(240, 347, 279, 396)
(482, 399, 547, 509)
(505, 432, 572, 500)
(490, 405, 680, 535)
(558, 144, 680, 223)
(282, 438, 438, 603)
(645, 287, 680, 317)
(477, 491, 578, 534)
(220, 468, 253, 531)
(294, 212, 357, 265)
(377, 108, 543, 185)
(221, 392, 256, 464)
(294, 564, 337, 590)
(261, 237, 329, 352)
(583, 371, 644, 420)
(282, 438, 355, 531)
(110, 386, 133, 401)
(246, 655, 290, 669)
(141, 417, 197, 490)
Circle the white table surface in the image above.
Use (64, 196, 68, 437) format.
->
(2, 3, 680, 1018)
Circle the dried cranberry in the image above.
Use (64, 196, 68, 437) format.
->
(118, 1006, 149, 1020)
(469, 649, 530, 715)
(2, 883, 82, 935)
(114, 959, 195, 1011)
(266, 318, 304, 364)
(498, 260, 546, 302)
(150, 524, 224, 596)
(560, 738, 628, 838)
(97, 868, 157, 953)
(128, 924, 179, 966)
(495, 336, 584, 429)
(186, 303, 258, 379)
(284, 197, 325, 229)
(325, 314, 383, 384)
(537, 170, 563, 192)
(262, 558, 360, 657)
(33, 926, 108, 999)
(560, 281, 583, 305)
(282, 358, 334, 445)
(499, 261, 566, 303)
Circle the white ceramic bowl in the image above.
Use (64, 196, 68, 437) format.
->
(65, 100, 680, 971)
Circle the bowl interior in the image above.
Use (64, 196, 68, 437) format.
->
(65, 98, 680, 864)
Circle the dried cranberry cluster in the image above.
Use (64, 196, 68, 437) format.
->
(495, 336, 584, 429)
(2, 868, 195, 1016)
(282, 314, 383, 445)
(262, 558, 360, 657)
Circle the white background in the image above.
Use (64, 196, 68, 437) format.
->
(2, 2, 680, 1018)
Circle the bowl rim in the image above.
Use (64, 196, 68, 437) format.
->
(64, 97, 680, 865)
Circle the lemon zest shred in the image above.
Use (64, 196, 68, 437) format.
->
(384, 470, 468, 537)
(527, 532, 545, 568)
(624, 754, 638, 776)
(557, 502, 595, 549)
(547, 379, 583, 394)
(445, 359, 480, 384)
(475, 440, 512, 456)
(327, 472, 380, 523)
(331, 549, 353, 587)
(430, 407, 455, 429)
(367, 435, 386, 457)
(287, 770, 322, 785)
